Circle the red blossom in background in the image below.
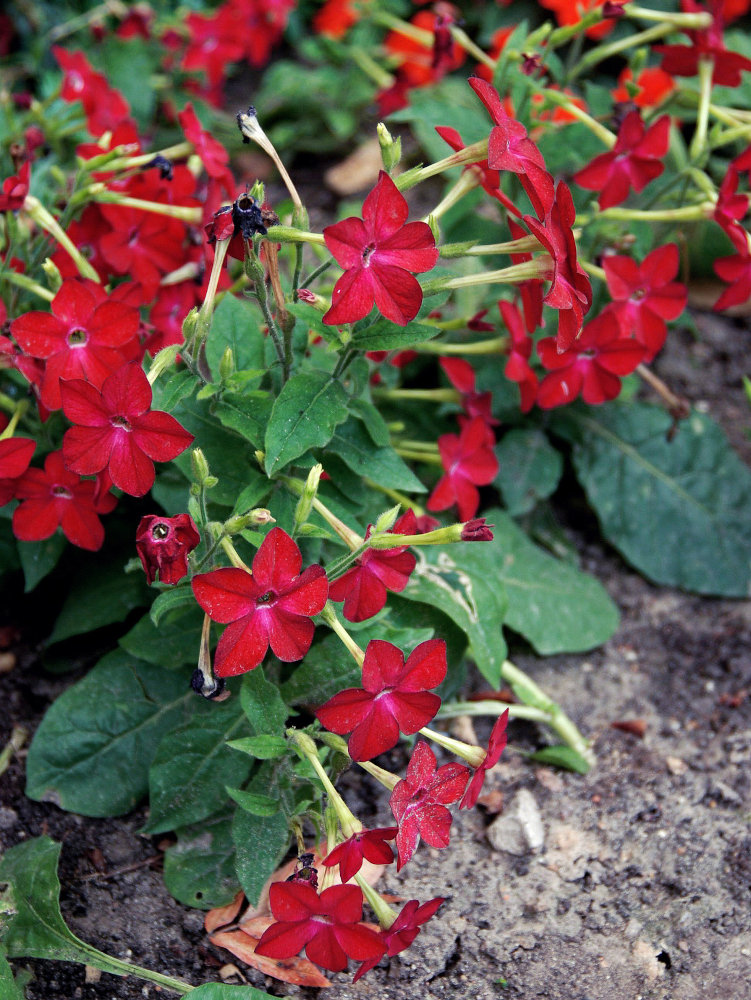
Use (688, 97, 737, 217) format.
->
(390, 740, 469, 870)
(192, 527, 328, 676)
(384, 10, 464, 88)
(136, 513, 201, 585)
(0, 162, 30, 212)
(353, 897, 445, 982)
(316, 638, 446, 761)
(10, 279, 141, 410)
(328, 510, 417, 623)
(321, 827, 398, 883)
(323, 171, 438, 326)
(53, 46, 133, 136)
(537, 310, 646, 408)
(434, 125, 522, 219)
(573, 112, 670, 209)
(460, 709, 509, 809)
(313, 0, 360, 38)
(439, 357, 498, 427)
(612, 66, 676, 108)
(713, 223, 751, 309)
(499, 298, 539, 412)
(0, 437, 36, 506)
(524, 181, 592, 352)
(603, 244, 687, 359)
(61, 361, 194, 497)
(178, 102, 235, 196)
(11, 450, 114, 551)
(654, 0, 751, 87)
(427, 416, 498, 521)
(539, 0, 615, 40)
(254, 882, 385, 973)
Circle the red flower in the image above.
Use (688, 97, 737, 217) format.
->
(538, 0, 615, 39)
(499, 298, 538, 412)
(713, 224, 751, 310)
(192, 527, 328, 677)
(10, 279, 141, 410)
(469, 77, 555, 219)
(439, 357, 498, 426)
(178, 102, 235, 196)
(136, 513, 200, 585)
(524, 181, 592, 351)
(603, 244, 687, 360)
(323, 171, 438, 327)
(383, 10, 464, 88)
(460, 517, 494, 542)
(182, 8, 245, 90)
(435, 125, 522, 219)
(0, 437, 35, 506)
(654, 0, 751, 87)
(12, 450, 111, 551)
(427, 416, 498, 522)
(313, 0, 360, 39)
(53, 47, 132, 136)
(612, 66, 676, 108)
(316, 638, 446, 761)
(390, 741, 469, 870)
(61, 361, 194, 497)
(460, 709, 509, 810)
(537, 310, 646, 408)
(98, 204, 186, 302)
(0, 161, 30, 212)
(353, 896, 445, 981)
(573, 111, 670, 209)
(254, 882, 385, 973)
(321, 827, 398, 883)
(328, 510, 417, 623)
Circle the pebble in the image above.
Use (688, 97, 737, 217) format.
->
(486, 789, 544, 855)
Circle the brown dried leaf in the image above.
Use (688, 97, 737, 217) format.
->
(209, 927, 332, 988)
(204, 891, 245, 934)
(324, 138, 384, 195)
(611, 719, 647, 738)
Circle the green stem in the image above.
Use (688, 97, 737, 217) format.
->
(395, 448, 443, 465)
(569, 22, 680, 82)
(690, 57, 714, 162)
(264, 225, 326, 247)
(23, 196, 100, 282)
(410, 336, 508, 355)
(421, 259, 551, 296)
(0, 268, 54, 301)
(362, 478, 425, 517)
(395, 140, 489, 191)
(449, 25, 495, 69)
(580, 203, 712, 223)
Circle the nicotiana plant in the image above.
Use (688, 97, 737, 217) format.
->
(2, 0, 751, 994)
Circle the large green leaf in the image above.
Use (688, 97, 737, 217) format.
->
(400, 545, 508, 687)
(188, 985, 279, 1000)
(327, 417, 426, 492)
(475, 509, 619, 655)
(17, 534, 66, 593)
(25, 652, 192, 816)
(264, 371, 349, 475)
(206, 294, 266, 375)
(172, 395, 252, 506)
(0, 953, 26, 999)
(240, 668, 288, 734)
(350, 318, 439, 352)
(47, 565, 151, 644)
(119, 604, 204, 668)
(232, 809, 290, 907)
(163, 811, 240, 910)
(494, 429, 563, 516)
(562, 403, 751, 596)
(144, 698, 250, 834)
(213, 392, 274, 451)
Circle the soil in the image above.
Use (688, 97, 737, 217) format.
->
(1, 309, 750, 1000)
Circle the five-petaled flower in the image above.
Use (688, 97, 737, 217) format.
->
(328, 509, 417, 623)
(136, 513, 201, 585)
(316, 638, 447, 761)
(0, 436, 35, 507)
(353, 896, 445, 982)
(60, 361, 194, 497)
(427, 416, 499, 522)
(254, 882, 385, 973)
(323, 170, 438, 327)
(192, 527, 328, 677)
(390, 740, 470, 870)
(321, 826, 398, 883)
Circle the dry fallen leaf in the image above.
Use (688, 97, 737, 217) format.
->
(324, 138, 384, 195)
(611, 719, 648, 738)
(209, 926, 332, 988)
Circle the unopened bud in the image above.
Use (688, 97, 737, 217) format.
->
(188, 495, 201, 524)
(427, 213, 440, 244)
(191, 448, 211, 485)
(249, 179, 265, 204)
(181, 307, 199, 343)
(41, 257, 63, 293)
(294, 464, 323, 531)
(377, 122, 402, 173)
(223, 508, 275, 534)
(373, 504, 401, 535)
(460, 517, 494, 542)
(218, 347, 235, 381)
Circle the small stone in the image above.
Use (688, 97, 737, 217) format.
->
(84, 967, 102, 984)
(666, 756, 688, 776)
(487, 789, 544, 855)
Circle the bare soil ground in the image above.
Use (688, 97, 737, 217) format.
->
(1, 310, 750, 1000)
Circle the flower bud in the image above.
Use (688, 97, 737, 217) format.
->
(191, 447, 211, 485)
(377, 122, 402, 173)
(460, 517, 494, 542)
(218, 347, 235, 382)
(373, 504, 401, 535)
(294, 464, 323, 531)
(41, 257, 63, 293)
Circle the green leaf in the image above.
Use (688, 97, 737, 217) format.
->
(151, 369, 196, 413)
(399, 545, 508, 687)
(163, 811, 240, 910)
(0, 953, 26, 999)
(350, 318, 439, 352)
(214, 392, 274, 450)
(47, 565, 151, 644)
(25, 652, 192, 816)
(227, 734, 288, 759)
(172, 395, 253, 506)
(240, 668, 288, 735)
(494, 429, 563, 516)
(528, 745, 590, 774)
(149, 584, 196, 627)
(206, 294, 266, 375)
(119, 604, 204, 668)
(144, 698, 250, 834)
(232, 809, 290, 906)
(485, 509, 619, 655)
(328, 417, 426, 492)
(226, 787, 280, 816)
(349, 398, 391, 447)
(562, 404, 751, 596)
(187, 985, 280, 1000)
(264, 371, 349, 475)
(17, 534, 66, 592)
